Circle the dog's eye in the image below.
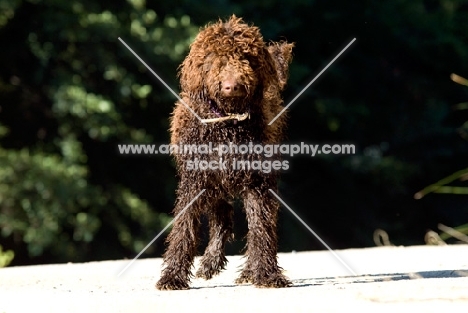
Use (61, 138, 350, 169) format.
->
(246, 58, 258, 69)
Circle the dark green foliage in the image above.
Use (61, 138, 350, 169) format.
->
(0, 0, 190, 263)
(0, 244, 14, 267)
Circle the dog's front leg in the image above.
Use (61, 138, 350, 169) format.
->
(237, 187, 291, 288)
(156, 184, 203, 290)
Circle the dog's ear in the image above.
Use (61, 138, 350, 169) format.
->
(267, 42, 294, 91)
(178, 54, 206, 98)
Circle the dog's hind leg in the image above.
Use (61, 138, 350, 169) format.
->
(195, 199, 234, 280)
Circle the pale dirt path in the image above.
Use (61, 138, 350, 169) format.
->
(1, 245, 468, 312)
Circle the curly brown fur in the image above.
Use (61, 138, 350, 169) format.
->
(156, 15, 294, 291)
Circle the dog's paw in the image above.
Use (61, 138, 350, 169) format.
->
(195, 266, 219, 280)
(156, 275, 190, 290)
(195, 255, 228, 280)
(234, 270, 254, 285)
(253, 272, 292, 288)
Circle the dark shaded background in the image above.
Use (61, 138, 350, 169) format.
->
(1, 0, 467, 266)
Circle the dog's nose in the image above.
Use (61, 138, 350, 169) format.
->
(221, 80, 245, 97)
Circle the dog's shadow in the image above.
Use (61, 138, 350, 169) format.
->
(190, 269, 468, 289)
(291, 269, 468, 288)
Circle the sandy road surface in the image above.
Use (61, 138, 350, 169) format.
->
(1, 245, 468, 312)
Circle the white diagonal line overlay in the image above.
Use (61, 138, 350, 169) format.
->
(117, 37, 205, 124)
(269, 189, 357, 276)
(268, 38, 356, 125)
(117, 189, 206, 277)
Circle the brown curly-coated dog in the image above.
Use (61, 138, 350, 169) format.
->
(156, 15, 294, 290)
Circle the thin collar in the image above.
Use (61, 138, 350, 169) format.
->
(202, 99, 250, 124)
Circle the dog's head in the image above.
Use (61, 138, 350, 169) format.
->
(179, 15, 293, 116)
